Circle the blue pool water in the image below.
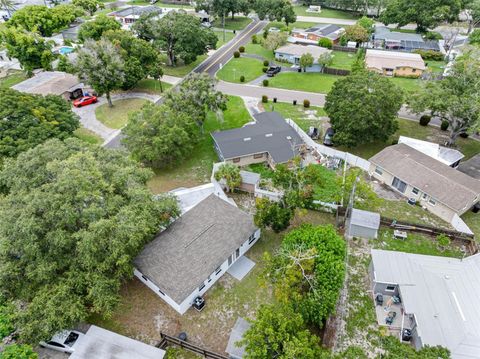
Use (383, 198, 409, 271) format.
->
(59, 46, 74, 55)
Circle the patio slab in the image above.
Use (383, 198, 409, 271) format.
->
(227, 256, 255, 280)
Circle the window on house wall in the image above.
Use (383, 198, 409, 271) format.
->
(248, 233, 256, 245)
(233, 158, 240, 163)
(412, 187, 419, 195)
(392, 177, 407, 193)
(428, 198, 436, 206)
(199, 283, 205, 291)
(207, 276, 212, 283)
(215, 266, 222, 275)
(386, 285, 396, 292)
(374, 166, 383, 175)
(412, 68, 416, 73)
(253, 153, 263, 159)
(422, 193, 428, 200)
(141, 275, 149, 281)
(158, 289, 165, 296)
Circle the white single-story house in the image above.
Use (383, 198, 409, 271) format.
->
(274, 44, 331, 72)
(371, 249, 480, 358)
(369, 144, 480, 223)
(365, 49, 426, 77)
(211, 112, 305, 168)
(134, 193, 260, 314)
(11, 71, 84, 100)
(398, 136, 464, 168)
(108, 6, 163, 28)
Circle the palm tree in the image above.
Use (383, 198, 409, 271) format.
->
(0, 0, 15, 18)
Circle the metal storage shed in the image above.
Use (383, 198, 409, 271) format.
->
(347, 208, 380, 239)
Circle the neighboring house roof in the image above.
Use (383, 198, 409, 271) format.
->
(69, 325, 165, 359)
(374, 26, 424, 42)
(292, 24, 344, 41)
(365, 49, 426, 71)
(11, 71, 81, 96)
(134, 194, 257, 304)
(211, 112, 305, 164)
(240, 170, 260, 186)
(350, 208, 380, 229)
(169, 183, 232, 214)
(369, 144, 480, 212)
(458, 153, 480, 180)
(226, 317, 251, 359)
(109, 5, 162, 17)
(398, 136, 464, 166)
(275, 44, 331, 60)
(371, 249, 480, 359)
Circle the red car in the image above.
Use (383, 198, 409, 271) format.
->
(73, 95, 97, 107)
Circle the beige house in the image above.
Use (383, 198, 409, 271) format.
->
(365, 49, 426, 77)
(11, 71, 84, 100)
(369, 144, 480, 223)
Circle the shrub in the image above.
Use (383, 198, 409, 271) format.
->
(251, 34, 258, 44)
(318, 38, 333, 49)
(436, 234, 451, 249)
(0, 344, 38, 359)
(414, 49, 444, 61)
(391, 139, 399, 145)
(263, 59, 269, 67)
(233, 51, 240, 58)
(460, 132, 469, 138)
(262, 67, 268, 73)
(239, 46, 245, 53)
(440, 120, 449, 131)
(262, 95, 268, 103)
(303, 99, 310, 108)
(263, 79, 269, 87)
(419, 115, 431, 126)
(339, 35, 347, 46)
(240, 75, 245, 82)
(425, 31, 442, 40)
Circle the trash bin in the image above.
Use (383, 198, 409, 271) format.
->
(293, 100, 297, 105)
(273, 97, 277, 103)
(402, 329, 412, 341)
(178, 332, 187, 341)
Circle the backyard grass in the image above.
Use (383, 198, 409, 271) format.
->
(270, 101, 327, 132)
(0, 71, 27, 89)
(147, 96, 251, 193)
(133, 79, 172, 94)
(338, 118, 480, 161)
(389, 76, 422, 93)
(214, 29, 235, 47)
(216, 57, 265, 83)
(329, 50, 357, 70)
(74, 127, 103, 145)
(268, 72, 338, 93)
(293, 5, 360, 19)
(462, 211, 480, 241)
(427, 60, 447, 73)
(244, 43, 275, 62)
(162, 55, 207, 77)
(212, 16, 252, 31)
(95, 98, 148, 129)
(266, 21, 323, 32)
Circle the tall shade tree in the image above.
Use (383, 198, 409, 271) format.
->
(6, 4, 82, 37)
(408, 48, 480, 146)
(77, 14, 121, 42)
(344, 24, 369, 43)
(72, 0, 104, 16)
(0, 138, 180, 344)
(122, 103, 200, 166)
(214, 163, 241, 192)
(0, 27, 54, 75)
(132, 11, 217, 66)
(239, 304, 323, 359)
(253, 0, 296, 25)
(380, 0, 463, 32)
(75, 38, 125, 107)
(299, 53, 314, 72)
(0, 89, 79, 157)
(325, 71, 403, 147)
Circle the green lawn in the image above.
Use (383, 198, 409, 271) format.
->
(162, 55, 207, 77)
(390, 76, 422, 93)
(268, 72, 338, 93)
(244, 43, 275, 62)
(214, 29, 235, 47)
(271, 102, 326, 132)
(266, 21, 322, 31)
(427, 60, 447, 73)
(133, 79, 172, 94)
(147, 96, 251, 193)
(212, 16, 252, 31)
(339, 118, 480, 161)
(293, 5, 360, 19)
(330, 51, 357, 70)
(95, 98, 148, 129)
(462, 211, 480, 241)
(216, 57, 265, 83)
(0, 71, 27, 89)
(74, 127, 103, 145)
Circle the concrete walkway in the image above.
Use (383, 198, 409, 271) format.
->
(227, 256, 255, 280)
(73, 92, 160, 141)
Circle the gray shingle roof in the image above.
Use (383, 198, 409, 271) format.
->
(211, 112, 305, 164)
(370, 144, 480, 212)
(134, 194, 257, 304)
(350, 208, 380, 229)
(110, 5, 161, 17)
(371, 249, 480, 358)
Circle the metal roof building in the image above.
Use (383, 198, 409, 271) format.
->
(371, 249, 480, 358)
(346, 208, 380, 239)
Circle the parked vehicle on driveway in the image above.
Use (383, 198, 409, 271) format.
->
(266, 66, 281, 77)
(73, 95, 97, 107)
(323, 127, 335, 146)
(40, 330, 85, 354)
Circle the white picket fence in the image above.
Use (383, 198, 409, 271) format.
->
(286, 118, 371, 171)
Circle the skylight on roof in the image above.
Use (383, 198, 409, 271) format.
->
(243, 137, 251, 141)
(265, 133, 273, 137)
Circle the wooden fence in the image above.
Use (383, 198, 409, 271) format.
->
(332, 45, 358, 53)
(157, 333, 228, 359)
(323, 67, 350, 76)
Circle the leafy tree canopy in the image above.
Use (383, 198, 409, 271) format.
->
(7, 4, 82, 37)
(357, 16, 374, 32)
(72, 0, 104, 16)
(214, 163, 241, 192)
(0, 344, 38, 359)
(0, 88, 79, 158)
(78, 14, 121, 42)
(0, 138, 180, 344)
(325, 71, 403, 147)
(195, 0, 251, 20)
(263, 30, 288, 50)
(468, 28, 480, 44)
(344, 24, 369, 43)
(300, 53, 314, 71)
(253, 0, 296, 25)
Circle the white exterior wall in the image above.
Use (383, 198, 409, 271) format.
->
(134, 228, 261, 315)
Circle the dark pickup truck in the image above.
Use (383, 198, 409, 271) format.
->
(266, 66, 281, 77)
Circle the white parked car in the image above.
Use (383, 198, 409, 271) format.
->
(268, 27, 280, 33)
(40, 330, 85, 354)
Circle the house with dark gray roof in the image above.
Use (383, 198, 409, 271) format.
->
(290, 24, 345, 45)
(134, 193, 260, 314)
(373, 26, 441, 52)
(369, 144, 480, 223)
(211, 112, 305, 168)
(371, 249, 480, 358)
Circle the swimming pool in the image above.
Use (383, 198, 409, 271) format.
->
(58, 46, 74, 55)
